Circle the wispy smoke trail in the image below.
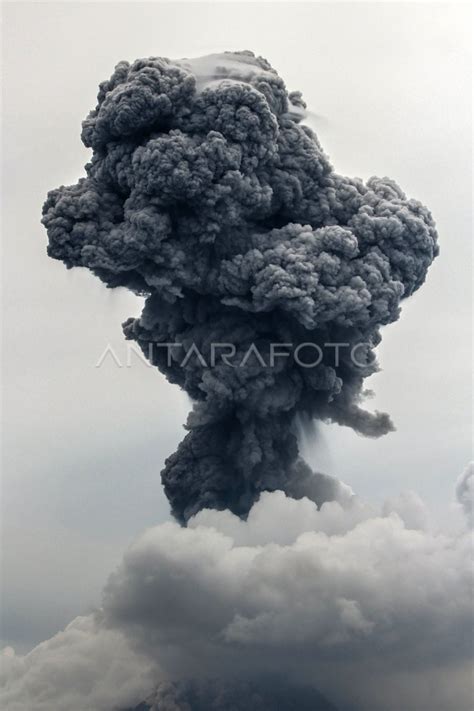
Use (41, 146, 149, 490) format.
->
(42, 51, 438, 521)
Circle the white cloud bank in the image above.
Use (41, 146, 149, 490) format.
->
(1, 468, 473, 711)
(0, 616, 159, 711)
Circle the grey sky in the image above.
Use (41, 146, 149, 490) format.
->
(1, 1, 472, 651)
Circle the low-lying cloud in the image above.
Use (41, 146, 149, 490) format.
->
(2, 471, 472, 711)
(0, 616, 158, 711)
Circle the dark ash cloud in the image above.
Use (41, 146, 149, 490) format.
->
(42, 50, 438, 521)
(126, 677, 337, 711)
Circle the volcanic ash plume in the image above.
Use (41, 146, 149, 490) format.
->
(137, 678, 337, 711)
(42, 51, 438, 521)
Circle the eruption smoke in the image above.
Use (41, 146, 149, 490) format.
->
(131, 677, 337, 711)
(42, 51, 438, 521)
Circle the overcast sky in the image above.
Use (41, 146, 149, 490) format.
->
(2, 1, 472, 652)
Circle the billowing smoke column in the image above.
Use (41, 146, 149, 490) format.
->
(42, 51, 438, 521)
